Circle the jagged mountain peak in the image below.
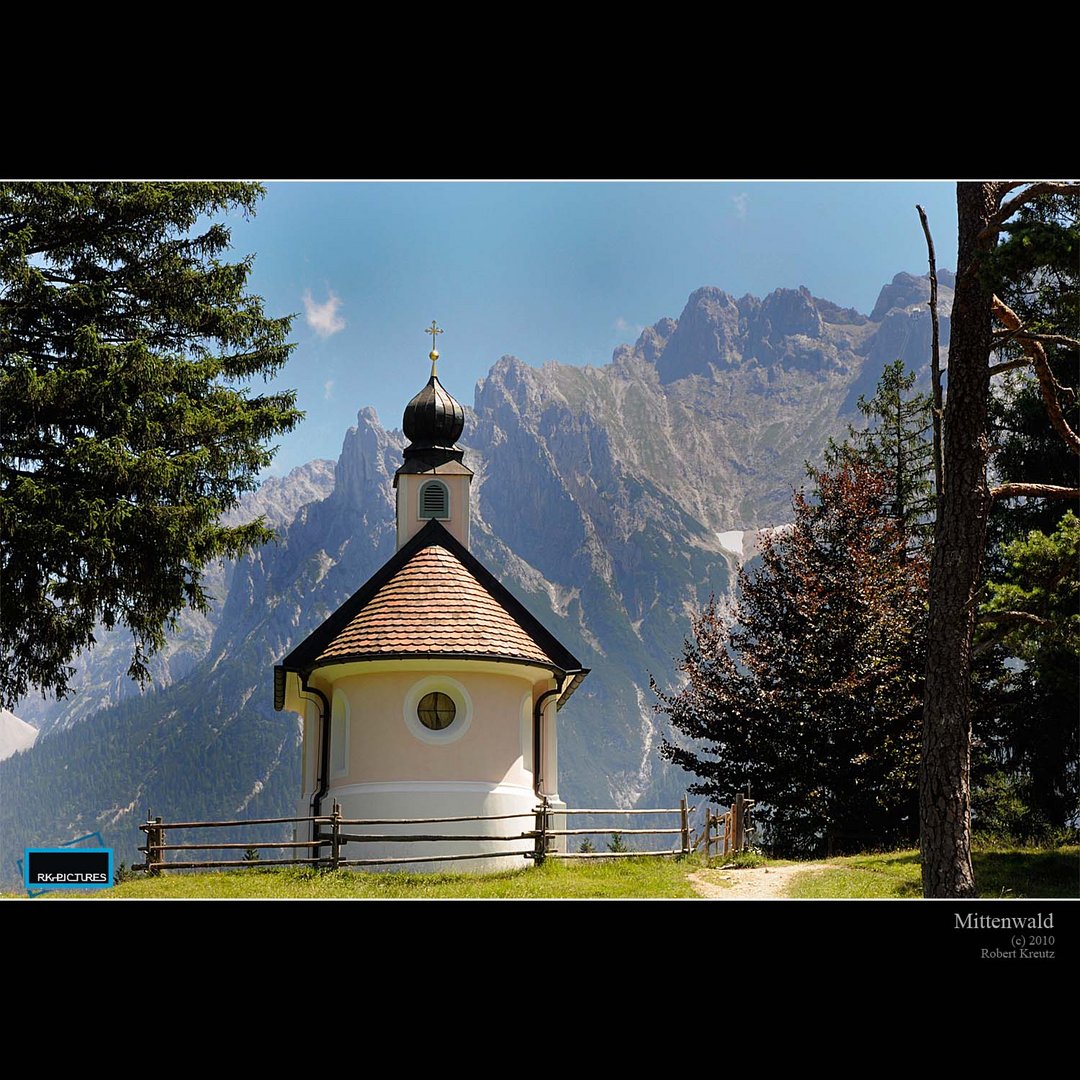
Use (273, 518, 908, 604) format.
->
(870, 269, 955, 321)
(630, 282, 854, 385)
(222, 459, 336, 531)
(334, 407, 405, 508)
(756, 284, 823, 339)
(612, 272, 950, 389)
(635, 316, 677, 361)
(653, 287, 742, 382)
(479, 354, 538, 393)
(475, 354, 558, 423)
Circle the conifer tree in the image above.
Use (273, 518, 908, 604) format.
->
(921, 182, 1078, 896)
(973, 512, 1080, 837)
(826, 359, 935, 551)
(0, 182, 302, 706)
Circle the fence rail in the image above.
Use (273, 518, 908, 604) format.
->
(529, 797, 692, 863)
(137, 796, 705, 873)
(692, 792, 756, 861)
(137, 792, 762, 873)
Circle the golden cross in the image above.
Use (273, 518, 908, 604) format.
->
(425, 320, 443, 354)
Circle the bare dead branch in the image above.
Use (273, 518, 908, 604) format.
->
(990, 483, 1080, 501)
(917, 204, 945, 499)
(993, 295, 1080, 456)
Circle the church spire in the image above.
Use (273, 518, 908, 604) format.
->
(425, 319, 443, 377)
(394, 322, 474, 551)
(401, 321, 465, 465)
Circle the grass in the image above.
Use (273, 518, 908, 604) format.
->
(21, 855, 700, 900)
(968, 845, 1080, 899)
(787, 844, 1079, 899)
(788, 851, 924, 898)
(7, 844, 1074, 900)
(713, 850, 771, 869)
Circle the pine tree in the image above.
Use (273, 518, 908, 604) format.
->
(826, 359, 935, 551)
(986, 190, 1078, 545)
(973, 512, 1080, 837)
(971, 192, 1079, 841)
(921, 182, 1078, 896)
(0, 183, 302, 706)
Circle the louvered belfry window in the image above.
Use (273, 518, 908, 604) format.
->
(419, 480, 449, 519)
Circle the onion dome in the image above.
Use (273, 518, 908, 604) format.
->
(403, 375, 465, 450)
(402, 321, 466, 466)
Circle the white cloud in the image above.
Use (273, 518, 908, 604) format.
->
(323, 379, 335, 400)
(614, 316, 642, 337)
(303, 288, 346, 338)
(731, 192, 750, 219)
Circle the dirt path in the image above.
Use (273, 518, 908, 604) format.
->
(688, 862, 833, 899)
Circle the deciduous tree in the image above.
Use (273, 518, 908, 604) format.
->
(656, 462, 928, 856)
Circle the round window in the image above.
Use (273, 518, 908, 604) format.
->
(417, 691, 456, 730)
(404, 677, 472, 744)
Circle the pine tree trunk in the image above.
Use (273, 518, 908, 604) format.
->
(920, 182, 1002, 898)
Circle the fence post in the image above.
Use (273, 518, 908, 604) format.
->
(723, 810, 731, 858)
(330, 801, 341, 870)
(680, 796, 690, 857)
(149, 816, 163, 876)
(533, 798, 548, 866)
(704, 808, 713, 861)
(734, 792, 745, 853)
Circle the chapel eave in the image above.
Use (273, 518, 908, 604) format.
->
(274, 519, 587, 707)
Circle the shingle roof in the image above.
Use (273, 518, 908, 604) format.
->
(276, 520, 585, 685)
(315, 543, 553, 666)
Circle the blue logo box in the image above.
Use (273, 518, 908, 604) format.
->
(23, 848, 114, 891)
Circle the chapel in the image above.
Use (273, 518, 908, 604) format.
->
(273, 324, 588, 868)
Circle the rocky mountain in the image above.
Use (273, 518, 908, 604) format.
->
(0, 274, 951, 880)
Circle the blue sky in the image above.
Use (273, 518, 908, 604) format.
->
(227, 181, 960, 476)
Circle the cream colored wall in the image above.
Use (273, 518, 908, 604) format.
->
(285, 663, 572, 871)
(396, 472, 471, 549)
(328, 666, 539, 791)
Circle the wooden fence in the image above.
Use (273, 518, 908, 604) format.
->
(692, 792, 756, 861)
(140, 813, 329, 872)
(534, 798, 692, 861)
(138, 798, 697, 873)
